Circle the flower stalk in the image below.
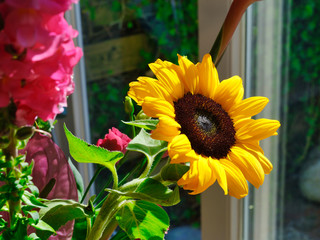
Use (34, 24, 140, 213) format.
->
(86, 193, 124, 240)
(210, 0, 260, 65)
(3, 127, 20, 225)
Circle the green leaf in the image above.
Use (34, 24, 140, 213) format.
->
(68, 158, 84, 202)
(116, 200, 169, 240)
(160, 164, 190, 181)
(126, 129, 167, 176)
(31, 220, 56, 233)
(37, 199, 95, 240)
(110, 228, 130, 240)
(22, 191, 47, 208)
(122, 119, 159, 130)
(106, 179, 180, 207)
(136, 178, 172, 200)
(28, 211, 39, 221)
(71, 218, 88, 240)
(64, 124, 124, 169)
(26, 233, 41, 240)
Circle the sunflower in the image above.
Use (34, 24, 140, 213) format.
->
(128, 54, 280, 199)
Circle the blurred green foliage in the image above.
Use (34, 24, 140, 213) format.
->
(286, 0, 320, 172)
(80, 0, 198, 142)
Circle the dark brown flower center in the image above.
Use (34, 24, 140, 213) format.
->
(174, 93, 236, 159)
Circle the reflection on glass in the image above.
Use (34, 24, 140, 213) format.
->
(280, 0, 320, 239)
(79, 0, 200, 238)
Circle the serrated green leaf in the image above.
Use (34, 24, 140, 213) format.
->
(116, 200, 169, 240)
(64, 124, 124, 169)
(122, 119, 159, 130)
(127, 129, 167, 158)
(126, 129, 167, 176)
(38, 199, 95, 240)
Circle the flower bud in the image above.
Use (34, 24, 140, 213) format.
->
(124, 96, 134, 115)
(97, 127, 131, 154)
(15, 126, 35, 140)
(0, 136, 10, 149)
(136, 110, 151, 120)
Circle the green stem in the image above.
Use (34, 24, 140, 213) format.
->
(100, 217, 118, 240)
(88, 178, 148, 239)
(110, 165, 118, 189)
(3, 127, 20, 225)
(86, 216, 92, 238)
(86, 194, 125, 240)
(139, 157, 152, 179)
(81, 166, 104, 203)
(130, 114, 136, 138)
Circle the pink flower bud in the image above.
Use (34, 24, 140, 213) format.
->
(97, 127, 131, 154)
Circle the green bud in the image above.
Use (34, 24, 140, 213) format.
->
(0, 136, 10, 149)
(124, 96, 134, 115)
(136, 110, 151, 120)
(15, 126, 35, 140)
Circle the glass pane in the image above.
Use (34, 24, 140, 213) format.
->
(79, 0, 200, 238)
(279, 0, 320, 239)
(246, 0, 320, 239)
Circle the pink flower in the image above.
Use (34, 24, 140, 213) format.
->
(0, 1, 82, 126)
(5, 0, 79, 14)
(97, 128, 131, 153)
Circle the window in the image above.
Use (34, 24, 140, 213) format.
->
(55, 0, 320, 239)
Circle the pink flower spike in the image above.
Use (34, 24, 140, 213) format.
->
(97, 127, 131, 153)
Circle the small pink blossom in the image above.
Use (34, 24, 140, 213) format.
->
(97, 128, 131, 153)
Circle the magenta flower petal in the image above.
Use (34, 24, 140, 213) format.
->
(21, 133, 78, 239)
(97, 127, 131, 153)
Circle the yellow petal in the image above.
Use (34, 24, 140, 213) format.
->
(151, 115, 180, 142)
(208, 157, 228, 195)
(178, 54, 199, 94)
(228, 145, 265, 188)
(241, 143, 273, 174)
(128, 77, 171, 105)
(214, 76, 244, 111)
(149, 62, 185, 101)
(220, 159, 248, 199)
(178, 157, 217, 195)
(229, 96, 269, 119)
(168, 134, 194, 163)
(197, 54, 220, 99)
(142, 96, 175, 118)
(235, 118, 281, 142)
